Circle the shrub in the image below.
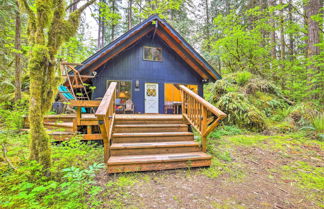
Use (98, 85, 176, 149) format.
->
(0, 162, 104, 208)
(235, 71, 252, 86)
(245, 78, 280, 95)
(216, 92, 266, 131)
(288, 102, 320, 126)
(0, 103, 27, 131)
(311, 113, 324, 133)
(211, 78, 237, 101)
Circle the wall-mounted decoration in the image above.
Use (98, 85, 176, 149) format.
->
(143, 46, 162, 61)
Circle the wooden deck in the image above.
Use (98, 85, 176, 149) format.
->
(23, 113, 212, 173)
(22, 84, 226, 173)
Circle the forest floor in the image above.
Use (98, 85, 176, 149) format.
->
(95, 133, 323, 209)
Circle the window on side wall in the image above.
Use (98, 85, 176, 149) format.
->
(143, 46, 162, 61)
(107, 80, 132, 105)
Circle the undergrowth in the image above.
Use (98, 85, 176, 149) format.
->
(0, 105, 106, 208)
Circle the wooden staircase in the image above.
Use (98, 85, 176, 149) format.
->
(107, 115, 211, 173)
(95, 82, 226, 174)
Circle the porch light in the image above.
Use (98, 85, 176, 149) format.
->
(135, 80, 140, 88)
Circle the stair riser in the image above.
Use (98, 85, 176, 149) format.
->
(107, 159, 211, 173)
(112, 135, 194, 143)
(114, 126, 188, 133)
(111, 146, 201, 156)
(115, 119, 184, 125)
(44, 125, 73, 132)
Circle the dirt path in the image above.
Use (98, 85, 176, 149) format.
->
(95, 136, 323, 209)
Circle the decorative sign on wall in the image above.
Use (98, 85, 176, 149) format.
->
(143, 46, 162, 61)
(146, 84, 157, 97)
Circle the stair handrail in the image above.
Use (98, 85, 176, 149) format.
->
(178, 84, 226, 152)
(95, 82, 118, 162)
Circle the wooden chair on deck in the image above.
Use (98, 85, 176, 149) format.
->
(124, 99, 134, 114)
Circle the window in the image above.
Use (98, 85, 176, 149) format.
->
(143, 46, 162, 61)
(164, 83, 198, 102)
(107, 80, 132, 104)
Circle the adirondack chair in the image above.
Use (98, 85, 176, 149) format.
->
(57, 85, 86, 113)
(124, 99, 134, 114)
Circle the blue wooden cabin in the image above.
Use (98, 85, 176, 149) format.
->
(74, 15, 221, 114)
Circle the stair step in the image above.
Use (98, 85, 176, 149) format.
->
(114, 124, 188, 133)
(110, 141, 200, 155)
(48, 131, 75, 141)
(43, 114, 76, 122)
(107, 152, 212, 173)
(112, 132, 194, 143)
(115, 114, 184, 124)
(44, 122, 73, 131)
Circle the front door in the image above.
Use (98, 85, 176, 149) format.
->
(145, 83, 159, 113)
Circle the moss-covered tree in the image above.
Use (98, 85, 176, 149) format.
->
(19, 0, 95, 169)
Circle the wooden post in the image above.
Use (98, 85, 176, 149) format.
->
(201, 107, 208, 152)
(76, 106, 81, 125)
(72, 118, 77, 132)
(87, 125, 92, 134)
(98, 118, 109, 162)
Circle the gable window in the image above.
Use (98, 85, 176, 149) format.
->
(143, 46, 162, 61)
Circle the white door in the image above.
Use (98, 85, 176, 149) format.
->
(145, 83, 159, 113)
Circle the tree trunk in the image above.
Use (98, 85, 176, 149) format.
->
(288, 0, 294, 59)
(14, 1, 22, 102)
(128, 0, 133, 30)
(225, 0, 230, 15)
(305, 0, 321, 57)
(28, 48, 53, 169)
(205, 0, 211, 51)
(19, 0, 96, 171)
(269, 0, 276, 59)
(111, 0, 116, 41)
(305, 0, 321, 99)
(279, 0, 285, 60)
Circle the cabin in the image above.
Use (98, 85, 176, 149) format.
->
(73, 14, 221, 114)
(24, 15, 226, 173)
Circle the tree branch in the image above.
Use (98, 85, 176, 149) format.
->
(18, 0, 35, 18)
(1, 143, 17, 171)
(76, 0, 97, 14)
(65, 0, 83, 11)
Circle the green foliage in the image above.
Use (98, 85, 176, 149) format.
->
(0, 102, 27, 132)
(208, 125, 244, 139)
(0, 106, 104, 208)
(210, 3, 323, 102)
(216, 92, 266, 131)
(235, 71, 252, 86)
(51, 136, 103, 173)
(134, 0, 183, 19)
(0, 162, 104, 208)
(312, 114, 324, 132)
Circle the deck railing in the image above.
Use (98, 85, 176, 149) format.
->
(95, 82, 117, 162)
(178, 84, 226, 152)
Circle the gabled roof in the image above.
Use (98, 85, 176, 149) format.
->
(76, 15, 221, 81)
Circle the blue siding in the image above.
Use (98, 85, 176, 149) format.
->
(91, 35, 204, 114)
